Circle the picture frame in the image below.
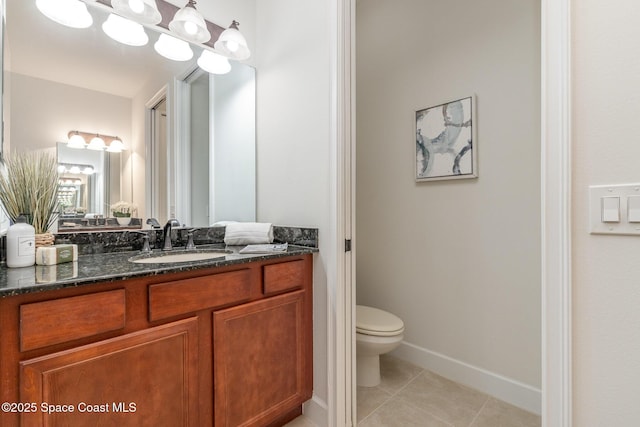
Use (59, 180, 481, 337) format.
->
(415, 95, 477, 182)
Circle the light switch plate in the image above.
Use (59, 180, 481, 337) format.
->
(590, 183, 640, 235)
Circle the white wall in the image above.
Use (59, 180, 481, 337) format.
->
(356, 0, 541, 407)
(255, 0, 335, 423)
(572, 1, 640, 425)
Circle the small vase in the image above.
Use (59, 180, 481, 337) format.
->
(116, 216, 132, 226)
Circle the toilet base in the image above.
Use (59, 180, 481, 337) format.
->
(356, 354, 381, 387)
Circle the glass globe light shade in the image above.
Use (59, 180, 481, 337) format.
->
(36, 0, 93, 29)
(102, 14, 149, 47)
(111, 0, 162, 25)
(197, 50, 231, 75)
(169, 3, 211, 44)
(214, 21, 250, 60)
(106, 138, 126, 153)
(67, 132, 87, 148)
(87, 135, 106, 151)
(154, 33, 194, 62)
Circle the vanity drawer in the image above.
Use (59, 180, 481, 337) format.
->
(263, 260, 305, 295)
(20, 289, 126, 352)
(149, 269, 252, 321)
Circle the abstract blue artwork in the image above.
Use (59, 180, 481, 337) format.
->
(415, 96, 477, 182)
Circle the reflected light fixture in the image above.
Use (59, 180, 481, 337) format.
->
(111, 0, 162, 25)
(67, 131, 87, 148)
(169, 0, 211, 44)
(36, 0, 93, 29)
(87, 135, 106, 151)
(67, 131, 126, 152)
(214, 20, 250, 61)
(197, 50, 231, 75)
(154, 33, 194, 62)
(102, 14, 149, 46)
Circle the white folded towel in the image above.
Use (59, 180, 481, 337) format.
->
(224, 222, 274, 245)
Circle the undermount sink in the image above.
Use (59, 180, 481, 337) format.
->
(130, 251, 229, 264)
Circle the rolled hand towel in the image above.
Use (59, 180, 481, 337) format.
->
(224, 222, 274, 245)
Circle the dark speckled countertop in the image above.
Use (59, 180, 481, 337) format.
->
(0, 244, 318, 298)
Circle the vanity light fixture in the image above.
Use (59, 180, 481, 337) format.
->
(58, 163, 95, 175)
(214, 21, 250, 61)
(197, 50, 231, 75)
(154, 33, 194, 62)
(102, 13, 149, 46)
(67, 131, 126, 152)
(36, 0, 93, 29)
(169, 0, 211, 44)
(111, 0, 162, 25)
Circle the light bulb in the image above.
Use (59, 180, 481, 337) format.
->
(225, 40, 239, 52)
(129, 0, 144, 14)
(184, 21, 198, 35)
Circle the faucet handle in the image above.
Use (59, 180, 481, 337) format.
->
(186, 229, 197, 250)
(146, 218, 161, 229)
(131, 231, 152, 252)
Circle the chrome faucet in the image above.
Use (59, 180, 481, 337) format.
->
(162, 219, 181, 251)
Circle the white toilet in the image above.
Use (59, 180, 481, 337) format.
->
(356, 305, 405, 387)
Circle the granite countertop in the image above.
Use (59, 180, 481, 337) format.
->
(0, 244, 318, 298)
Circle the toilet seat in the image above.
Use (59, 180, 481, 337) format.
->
(356, 305, 404, 337)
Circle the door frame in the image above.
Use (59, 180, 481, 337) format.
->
(335, 0, 572, 426)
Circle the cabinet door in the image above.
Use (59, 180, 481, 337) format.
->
(213, 290, 312, 427)
(20, 317, 198, 427)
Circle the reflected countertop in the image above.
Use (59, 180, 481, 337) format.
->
(0, 244, 318, 298)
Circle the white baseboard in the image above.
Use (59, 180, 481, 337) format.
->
(302, 394, 328, 426)
(391, 341, 541, 416)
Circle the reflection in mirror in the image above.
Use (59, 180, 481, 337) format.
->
(4, 0, 256, 227)
(173, 64, 256, 228)
(57, 142, 121, 217)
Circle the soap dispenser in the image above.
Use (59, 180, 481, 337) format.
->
(6, 215, 36, 268)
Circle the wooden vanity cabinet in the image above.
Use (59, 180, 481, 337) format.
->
(0, 254, 313, 427)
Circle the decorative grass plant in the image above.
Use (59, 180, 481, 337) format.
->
(0, 151, 59, 234)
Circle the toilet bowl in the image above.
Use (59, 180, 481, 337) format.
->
(356, 305, 404, 387)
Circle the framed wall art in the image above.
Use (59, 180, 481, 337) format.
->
(415, 95, 477, 182)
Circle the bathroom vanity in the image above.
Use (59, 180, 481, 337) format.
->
(0, 248, 314, 427)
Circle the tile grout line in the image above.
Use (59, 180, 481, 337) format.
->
(466, 396, 490, 427)
(358, 366, 425, 425)
(392, 370, 456, 427)
(357, 388, 393, 425)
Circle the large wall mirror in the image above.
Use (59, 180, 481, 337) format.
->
(2, 0, 256, 227)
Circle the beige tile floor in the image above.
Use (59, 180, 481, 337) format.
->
(286, 354, 540, 427)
